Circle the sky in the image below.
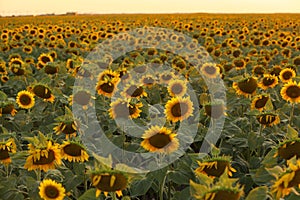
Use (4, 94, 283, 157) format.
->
(0, 0, 299, 16)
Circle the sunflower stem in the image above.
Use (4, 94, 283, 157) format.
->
(289, 103, 295, 126)
(259, 124, 263, 137)
(159, 170, 169, 200)
(35, 169, 41, 182)
(5, 164, 9, 178)
(111, 192, 117, 200)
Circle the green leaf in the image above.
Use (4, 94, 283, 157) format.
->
(261, 149, 277, 167)
(264, 98, 273, 111)
(287, 124, 298, 139)
(130, 178, 153, 197)
(246, 186, 268, 200)
(78, 188, 99, 200)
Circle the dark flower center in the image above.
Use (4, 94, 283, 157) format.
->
(203, 161, 229, 177)
(237, 78, 257, 94)
(286, 86, 300, 98)
(204, 104, 225, 119)
(211, 190, 241, 200)
(62, 123, 76, 135)
(45, 185, 59, 198)
(204, 66, 217, 75)
(99, 82, 115, 93)
(171, 102, 189, 117)
(126, 86, 144, 97)
(41, 56, 51, 64)
(33, 85, 52, 99)
(33, 150, 55, 165)
(171, 83, 183, 94)
(0, 148, 10, 160)
(63, 143, 83, 157)
(73, 91, 91, 105)
(255, 96, 269, 109)
(278, 141, 300, 160)
(20, 94, 32, 105)
(262, 77, 275, 86)
(149, 133, 171, 148)
(256, 114, 277, 125)
(94, 174, 128, 192)
(282, 71, 293, 80)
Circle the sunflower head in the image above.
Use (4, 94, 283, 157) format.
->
(16, 90, 35, 109)
(276, 139, 300, 160)
(60, 141, 89, 162)
(28, 84, 55, 103)
(123, 83, 147, 99)
(167, 79, 187, 97)
(258, 74, 278, 90)
(39, 179, 66, 200)
(165, 96, 194, 123)
(195, 155, 236, 177)
(109, 98, 143, 119)
(256, 112, 280, 127)
(0, 138, 17, 165)
(280, 81, 300, 103)
(69, 90, 94, 110)
(0, 101, 17, 117)
(141, 126, 179, 154)
(250, 94, 270, 111)
(279, 68, 296, 83)
(232, 76, 258, 98)
(204, 102, 226, 119)
(38, 53, 54, 66)
(96, 78, 120, 98)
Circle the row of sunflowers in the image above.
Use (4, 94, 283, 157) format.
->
(0, 13, 300, 199)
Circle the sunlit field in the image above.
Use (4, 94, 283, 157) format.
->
(0, 13, 300, 200)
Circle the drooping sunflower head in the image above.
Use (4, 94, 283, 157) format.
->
(109, 98, 143, 119)
(16, 90, 35, 109)
(39, 179, 66, 200)
(271, 159, 300, 200)
(96, 78, 119, 98)
(9, 58, 25, 75)
(141, 126, 179, 154)
(195, 156, 236, 177)
(140, 75, 156, 87)
(275, 139, 300, 160)
(24, 139, 62, 172)
(258, 74, 278, 90)
(279, 68, 296, 83)
(28, 84, 55, 103)
(91, 170, 129, 198)
(270, 65, 282, 76)
(250, 94, 270, 111)
(280, 81, 300, 103)
(165, 96, 194, 123)
(252, 65, 266, 76)
(232, 77, 258, 98)
(204, 102, 227, 119)
(256, 112, 280, 127)
(53, 120, 78, 139)
(167, 79, 187, 97)
(0, 102, 17, 117)
(159, 71, 175, 84)
(60, 141, 89, 163)
(0, 138, 17, 165)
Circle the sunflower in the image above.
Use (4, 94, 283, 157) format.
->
(141, 126, 179, 153)
(279, 68, 296, 83)
(109, 99, 143, 119)
(92, 171, 128, 198)
(280, 81, 300, 103)
(97, 69, 119, 81)
(159, 72, 176, 84)
(233, 58, 246, 70)
(271, 159, 300, 200)
(204, 102, 226, 119)
(0, 138, 17, 165)
(24, 141, 61, 172)
(250, 94, 269, 111)
(258, 74, 278, 90)
(293, 56, 300, 66)
(38, 53, 53, 66)
(22, 46, 32, 54)
(28, 84, 55, 103)
(275, 139, 300, 160)
(69, 90, 94, 110)
(0, 102, 17, 117)
(1, 74, 9, 83)
(60, 141, 89, 162)
(232, 77, 257, 98)
(122, 83, 147, 99)
(16, 90, 35, 109)
(256, 112, 280, 127)
(167, 79, 187, 97)
(0, 60, 7, 75)
(270, 65, 282, 76)
(141, 75, 156, 87)
(9, 58, 25, 75)
(53, 121, 78, 139)
(252, 65, 266, 76)
(96, 78, 119, 98)
(39, 179, 65, 200)
(195, 156, 236, 177)
(165, 97, 194, 122)
(200, 63, 220, 79)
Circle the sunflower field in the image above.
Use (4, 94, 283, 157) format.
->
(0, 13, 300, 200)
